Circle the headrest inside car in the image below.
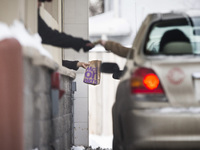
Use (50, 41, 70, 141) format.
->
(162, 42, 192, 54)
(159, 29, 190, 53)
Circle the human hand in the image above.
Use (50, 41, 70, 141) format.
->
(83, 40, 95, 52)
(77, 62, 89, 69)
(93, 40, 107, 46)
(86, 42, 95, 47)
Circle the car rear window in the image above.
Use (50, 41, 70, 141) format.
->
(145, 17, 200, 55)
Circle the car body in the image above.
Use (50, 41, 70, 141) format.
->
(102, 10, 200, 150)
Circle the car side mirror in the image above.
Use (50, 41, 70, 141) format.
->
(100, 62, 123, 79)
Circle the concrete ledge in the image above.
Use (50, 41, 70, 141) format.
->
(23, 46, 75, 149)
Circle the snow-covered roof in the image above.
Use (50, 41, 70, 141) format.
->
(89, 11, 131, 37)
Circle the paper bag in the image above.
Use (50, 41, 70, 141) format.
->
(83, 60, 102, 85)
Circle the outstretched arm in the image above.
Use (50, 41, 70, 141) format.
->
(95, 40, 132, 58)
(38, 13, 94, 52)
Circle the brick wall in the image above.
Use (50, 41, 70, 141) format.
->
(23, 47, 76, 150)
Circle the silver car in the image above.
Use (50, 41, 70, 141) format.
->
(101, 10, 200, 150)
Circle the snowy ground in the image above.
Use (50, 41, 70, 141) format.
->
(71, 134, 113, 150)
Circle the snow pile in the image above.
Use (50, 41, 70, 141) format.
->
(71, 146, 85, 150)
(186, 9, 200, 17)
(89, 11, 131, 36)
(0, 20, 52, 59)
(89, 134, 113, 149)
(71, 134, 113, 150)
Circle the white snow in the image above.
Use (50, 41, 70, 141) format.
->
(89, 11, 131, 36)
(72, 134, 113, 150)
(185, 9, 200, 17)
(71, 146, 85, 150)
(89, 134, 113, 149)
(0, 20, 52, 59)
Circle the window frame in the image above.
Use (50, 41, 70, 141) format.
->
(143, 17, 200, 56)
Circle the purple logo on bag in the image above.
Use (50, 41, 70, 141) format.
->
(84, 66, 97, 84)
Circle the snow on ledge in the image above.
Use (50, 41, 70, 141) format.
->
(0, 20, 52, 59)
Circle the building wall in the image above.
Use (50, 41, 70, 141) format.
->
(0, 0, 77, 149)
(0, 0, 22, 25)
(0, 0, 37, 33)
(0, 39, 76, 150)
(62, 0, 90, 146)
(23, 50, 75, 150)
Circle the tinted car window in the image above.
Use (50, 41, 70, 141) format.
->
(145, 17, 200, 55)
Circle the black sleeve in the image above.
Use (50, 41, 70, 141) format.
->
(62, 60, 79, 70)
(38, 14, 86, 51)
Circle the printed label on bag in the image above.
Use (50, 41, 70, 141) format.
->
(84, 66, 97, 84)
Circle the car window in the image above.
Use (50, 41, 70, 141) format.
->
(145, 16, 200, 55)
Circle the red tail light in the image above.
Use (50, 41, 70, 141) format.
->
(131, 67, 164, 94)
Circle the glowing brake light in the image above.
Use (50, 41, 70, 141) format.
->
(131, 67, 164, 94)
(143, 74, 159, 90)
